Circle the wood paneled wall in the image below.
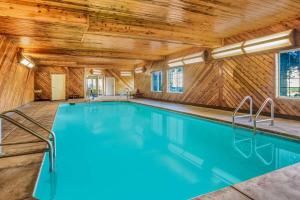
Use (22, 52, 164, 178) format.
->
(34, 67, 133, 100)
(135, 20, 300, 118)
(35, 66, 68, 100)
(105, 69, 134, 94)
(0, 35, 34, 112)
(35, 67, 84, 100)
(68, 68, 84, 98)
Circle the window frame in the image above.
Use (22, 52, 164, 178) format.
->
(151, 70, 163, 93)
(276, 47, 300, 100)
(167, 66, 184, 94)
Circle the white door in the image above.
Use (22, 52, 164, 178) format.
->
(51, 74, 66, 100)
(105, 77, 115, 96)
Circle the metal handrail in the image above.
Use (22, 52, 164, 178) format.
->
(2, 109, 56, 157)
(254, 97, 274, 132)
(232, 96, 253, 126)
(0, 114, 55, 172)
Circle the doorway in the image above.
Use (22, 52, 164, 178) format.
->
(86, 75, 104, 97)
(51, 74, 66, 100)
(105, 77, 115, 96)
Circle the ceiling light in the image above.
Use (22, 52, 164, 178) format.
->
(20, 58, 30, 66)
(135, 66, 145, 74)
(27, 63, 34, 68)
(120, 71, 132, 77)
(20, 56, 35, 68)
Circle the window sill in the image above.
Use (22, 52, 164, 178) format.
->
(276, 96, 300, 100)
(151, 91, 163, 93)
(167, 91, 183, 94)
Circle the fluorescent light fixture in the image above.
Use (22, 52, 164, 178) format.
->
(244, 30, 293, 46)
(135, 66, 145, 74)
(20, 56, 35, 68)
(244, 39, 292, 53)
(91, 69, 102, 75)
(211, 29, 294, 59)
(28, 63, 34, 68)
(120, 71, 132, 77)
(20, 58, 30, 66)
(243, 30, 294, 53)
(183, 57, 204, 65)
(168, 57, 184, 67)
(211, 42, 243, 59)
(212, 48, 244, 59)
(183, 52, 205, 65)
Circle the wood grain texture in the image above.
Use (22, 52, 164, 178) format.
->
(35, 66, 133, 100)
(34, 66, 69, 100)
(0, 35, 34, 112)
(135, 22, 300, 117)
(1, 0, 300, 69)
(68, 67, 84, 98)
(105, 69, 134, 94)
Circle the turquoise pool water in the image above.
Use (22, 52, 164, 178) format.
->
(34, 102, 300, 200)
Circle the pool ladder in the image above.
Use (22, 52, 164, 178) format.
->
(232, 96, 253, 125)
(253, 98, 274, 132)
(232, 96, 274, 132)
(0, 109, 56, 172)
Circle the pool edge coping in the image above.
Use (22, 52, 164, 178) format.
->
(128, 100, 300, 141)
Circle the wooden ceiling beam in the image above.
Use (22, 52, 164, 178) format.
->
(23, 51, 163, 61)
(15, 36, 192, 57)
(34, 60, 138, 68)
(37, 64, 134, 70)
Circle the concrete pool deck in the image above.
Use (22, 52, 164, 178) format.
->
(0, 99, 299, 200)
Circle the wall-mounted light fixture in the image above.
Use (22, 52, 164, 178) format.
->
(168, 51, 206, 67)
(134, 66, 145, 74)
(243, 29, 294, 54)
(211, 42, 243, 59)
(168, 57, 184, 67)
(19, 55, 35, 68)
(120, 71, 132, 77)
(211, 29, 295, 59)
(91, 69, 102, 75)
(182, 51, 207, 65)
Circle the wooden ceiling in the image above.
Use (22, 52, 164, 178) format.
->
(1, 0, 300, 69)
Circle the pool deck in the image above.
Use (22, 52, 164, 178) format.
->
(0, 99, 300, 200)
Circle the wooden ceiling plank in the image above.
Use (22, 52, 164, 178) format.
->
(0, 1, 88, 27)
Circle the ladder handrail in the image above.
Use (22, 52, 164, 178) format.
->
(2, 109, 56, 157)
(232, 96, 253, 125)
(254, 97, 274, 132)
(0, 114, 55, 172)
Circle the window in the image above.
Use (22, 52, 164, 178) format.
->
(278, 49, 300, 98)
(168, 67, 183, 93)
(151, 71, 163, 92)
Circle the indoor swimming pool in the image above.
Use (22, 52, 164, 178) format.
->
(34, 102, 300, 200)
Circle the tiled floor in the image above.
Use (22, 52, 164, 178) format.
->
(0, 99, 300, 200)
